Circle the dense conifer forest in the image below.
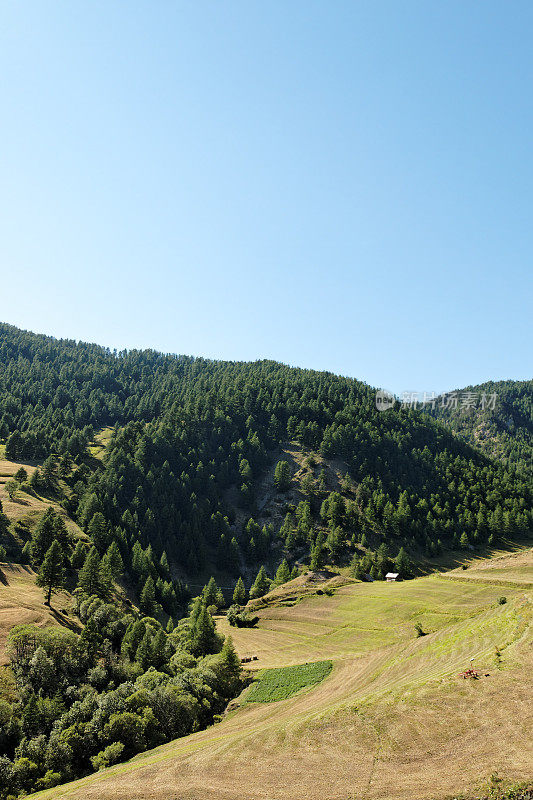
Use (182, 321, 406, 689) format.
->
(1, 322, 531, 585)
(0, 322, 531, 796)
(421, 379, 532, 475)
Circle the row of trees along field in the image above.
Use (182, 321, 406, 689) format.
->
(0, 322, 531, 599)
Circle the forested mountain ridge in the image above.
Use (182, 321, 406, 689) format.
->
(421, 379, 532, 476)
(0, 322, 532, 798)
(0, 321, 531, 599)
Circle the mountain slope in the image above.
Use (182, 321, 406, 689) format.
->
(32, 547, 533, 800)
(421, 379, 532, 476)
(1, 322, 531, 602)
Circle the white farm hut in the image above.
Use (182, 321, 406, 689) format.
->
(385, 572, 399, 582)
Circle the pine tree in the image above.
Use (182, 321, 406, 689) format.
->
(232, 576, 247, 605)
(160, 550, 170, 575)
(14, 467, 27, 483)
(202, 577, 222, 608)
(5, 479, 18, 500)
(99, 557, 114, 598)
(41, 455, 57, 485)
(151, 629, 167, 669)
(121, 620, 145, 661)
(218, 635, 242, 694)
(31, 507, 57, 564)
(274, 460, 291, 491)
(5, 431, 23, 461)
(21, 540, 32, 564)
(70, 540, 87, 569)
(78, 546, 102, 596)
(249, 565, 271, 599)
(36, 541, 65, 606)
(103, 541, 123, 577)
(310, 532, 326, 571)
(88, 512, 109, 552)
(135, 629, 153, 669)
(30, 467, 44, 491)
(189, 602, 223, 656)
(140, 575, 156, 616)
(326, 526, 343, 560)
(273, 558, 290, 586)
(395, 547, 412, 578)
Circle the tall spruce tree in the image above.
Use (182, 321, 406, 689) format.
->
(274, 460, 291, 491)
(249, 565, 271, 598)
(36, 541, 65, 606)
(79, 546, 102, 596)
(232, 576, 247, 605)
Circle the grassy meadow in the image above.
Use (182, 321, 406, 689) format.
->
(30, 546, 532, 800)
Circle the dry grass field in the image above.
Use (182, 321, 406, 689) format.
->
(0, 456, 85, 540)
(32, 549, 533, 800)
(441, 546, 533, 588)
(0, 563, 76, 666)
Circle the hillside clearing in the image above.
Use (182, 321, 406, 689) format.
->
(0, 563, 76, 666)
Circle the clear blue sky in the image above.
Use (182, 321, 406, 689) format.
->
(1, 1, 531, 394)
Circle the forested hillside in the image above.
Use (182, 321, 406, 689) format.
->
(0, 322, 531, 598)
(421, 379, 532, 475)
(0, 322, 532, 797)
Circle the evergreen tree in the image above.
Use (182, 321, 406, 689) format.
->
(103, 541, 123, 578)
(36, 541, 65, 606)
(249, 565, 271, 599)
(232, 576, 247, 605)
(99, 557, 114, 598)
(31, 507, 57, 564)
(310, 532, 326, 571)
(140, 575, 157, 616)
(88, 512, 109, 552)
(151, 629, 167, 669)
(41, 456, 57, 488)
(135, 629, 153, 669)
(189, 601, 223, 656)
(78, 547, 102, 596)
(71, 540, 87, 569)
(326, 526, 343, 560)
(159, 550, 170, 575)
(229, 537, 241, 574)
(218, 636, 242, 693)
(395, 547, 412, 578)
(273, 558, 290, 586)
(5, 431, 23, 461)
(274, 460, 291, 491)
(29, 467, 44, 491)
(202, 577, 223, 608)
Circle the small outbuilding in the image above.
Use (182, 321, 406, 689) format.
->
(385, 572, 399, 582)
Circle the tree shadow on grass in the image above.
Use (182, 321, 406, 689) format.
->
(49, 607, 82, 634)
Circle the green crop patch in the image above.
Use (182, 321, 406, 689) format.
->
(246, 660, 333, 702)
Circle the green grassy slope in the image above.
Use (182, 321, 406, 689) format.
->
(32, 547, 533, 800)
